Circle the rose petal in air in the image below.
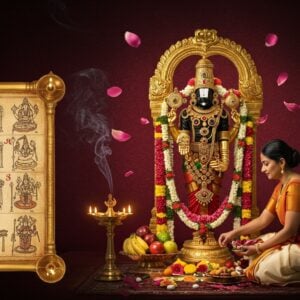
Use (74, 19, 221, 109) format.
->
(124, 170, 134, 177)
(283, 101, 300, 112)
(140, 117, 150, 125)
(107, 86, 122, 98)
(124, 31, 141, 48)
(111, 129, 131, 142)
(277, 72, 288, 86)
(256, 114, 268, 125)
(265, 33, 278, 47)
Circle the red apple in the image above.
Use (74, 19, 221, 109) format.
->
(225, 260, 234, 268)
(143, 233, 156, 245)
(149, 241, 165, 254)
(136, 225, 151, 238)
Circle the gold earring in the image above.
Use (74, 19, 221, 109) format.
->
(281, 168, 284, 174)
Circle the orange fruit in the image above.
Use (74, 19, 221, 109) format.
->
(163, 266, 173, 276)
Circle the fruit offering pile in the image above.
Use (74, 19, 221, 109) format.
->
(162, 258, 245, 277)
(122, 225, 178, 256)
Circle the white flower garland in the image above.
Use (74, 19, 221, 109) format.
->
(159, 85, 248, 235)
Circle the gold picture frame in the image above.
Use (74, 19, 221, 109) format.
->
(0, 72, 66, 283)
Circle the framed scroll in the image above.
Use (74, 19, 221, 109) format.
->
(0, 72, 66, 283)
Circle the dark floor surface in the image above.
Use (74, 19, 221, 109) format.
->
(1, 251, 300, 300)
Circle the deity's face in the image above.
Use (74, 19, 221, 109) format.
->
(260, 153, 282, 180)
(195, 88, 214, 109)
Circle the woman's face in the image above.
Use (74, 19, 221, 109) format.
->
(260, 153, 282, 180)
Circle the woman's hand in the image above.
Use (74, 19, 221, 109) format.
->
(218, 231, 236, 247)
(239, 245, 257, 257)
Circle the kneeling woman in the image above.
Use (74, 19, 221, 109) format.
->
(218, 139, 300, 285)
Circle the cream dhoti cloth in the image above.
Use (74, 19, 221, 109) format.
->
(246, 232, 300, 285)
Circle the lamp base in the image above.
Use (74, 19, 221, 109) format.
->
(94, 266, 123, 281)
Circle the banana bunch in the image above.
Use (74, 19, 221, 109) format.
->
(123, 233, 149, 255)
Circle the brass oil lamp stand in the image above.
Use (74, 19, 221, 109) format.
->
(88, 193, 132, 281)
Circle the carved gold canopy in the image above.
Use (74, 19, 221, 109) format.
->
(149, 29, 263, 122)
(149, 28, 263, 220)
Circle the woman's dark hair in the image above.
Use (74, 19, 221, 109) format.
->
(262, 139, 300, 168)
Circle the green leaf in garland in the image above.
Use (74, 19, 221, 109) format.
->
(233, 205, 242, 218)
(240, 115, 248, 123)
(166, 206, 174, 219)
(237, 187, 243, 197)
(165, 185, 171, 200)
(157, 115, 168, 124)
(206, 223, 212, 230)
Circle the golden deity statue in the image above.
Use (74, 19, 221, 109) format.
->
(168, 58, 240, 216)
(149, 29, 263, 264)
(167, 57, 241, 262)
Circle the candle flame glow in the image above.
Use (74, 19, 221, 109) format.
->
(89, 206, 92, 214)
(128, 205, 131, 214)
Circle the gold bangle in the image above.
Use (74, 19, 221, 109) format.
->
(255, 243, 262, 255)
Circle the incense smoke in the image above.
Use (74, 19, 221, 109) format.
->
(67, 68, 113, 192)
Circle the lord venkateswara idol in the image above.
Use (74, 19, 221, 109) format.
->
(149, 29, 263, 264)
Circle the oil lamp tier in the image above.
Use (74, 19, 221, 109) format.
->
(88, 194, 132, 281)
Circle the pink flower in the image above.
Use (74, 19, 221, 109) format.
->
(277, 72, 288, 86)
(124, 170, 134, 177)
(111, 129, 131, 142)
(124, 31, 141, 48)
(283, 101, 300, 112)
(107, 86, 122, 97)
(256, 114, 268, 125)
(140, 117, 150, 125)
(265, 33, 278, 47)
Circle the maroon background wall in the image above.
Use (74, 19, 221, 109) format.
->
(0, 0, 299, 256)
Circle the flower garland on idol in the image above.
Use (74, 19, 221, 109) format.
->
(154, 81, 253, 238)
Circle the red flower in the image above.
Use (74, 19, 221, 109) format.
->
(238, 140, 245, 148)
(171, 263, 184, 275)
(156, 217, 167, 224)
(226, 203, 233, 210)
(166, 172, 174, 179)
(246, 127, 254, 136)
(162, 142, 169, 149)
(196, 264, 208, 273)
(156, 196, 166, 213)
(214, 77, 222, 85)
(199, 223, 207, 235)
(172, 202, 181, 210)
(155, 125, 162, 133)
(233, 173, 241, 181)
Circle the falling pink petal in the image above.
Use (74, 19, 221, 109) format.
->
(256, 114, 269, 125)
(277, 72, 288, 86)
(265, 33, 278, 47)
(140, 117, 150, 125)
(283, 101, 300, 112)
(124, 31, 141, 48)
(107, 86, 122, 98)
(111, 129, 131, 142)
(124, 170, 134, 177)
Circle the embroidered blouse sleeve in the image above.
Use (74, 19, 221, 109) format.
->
(286, 182, 300, 212)
(265, 185, 279, 214)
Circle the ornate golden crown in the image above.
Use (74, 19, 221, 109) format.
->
(195, 57, 215, 90)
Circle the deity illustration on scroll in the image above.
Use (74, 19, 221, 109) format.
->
(11, 97, 39, 132)
(12, 215, 40, 254)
